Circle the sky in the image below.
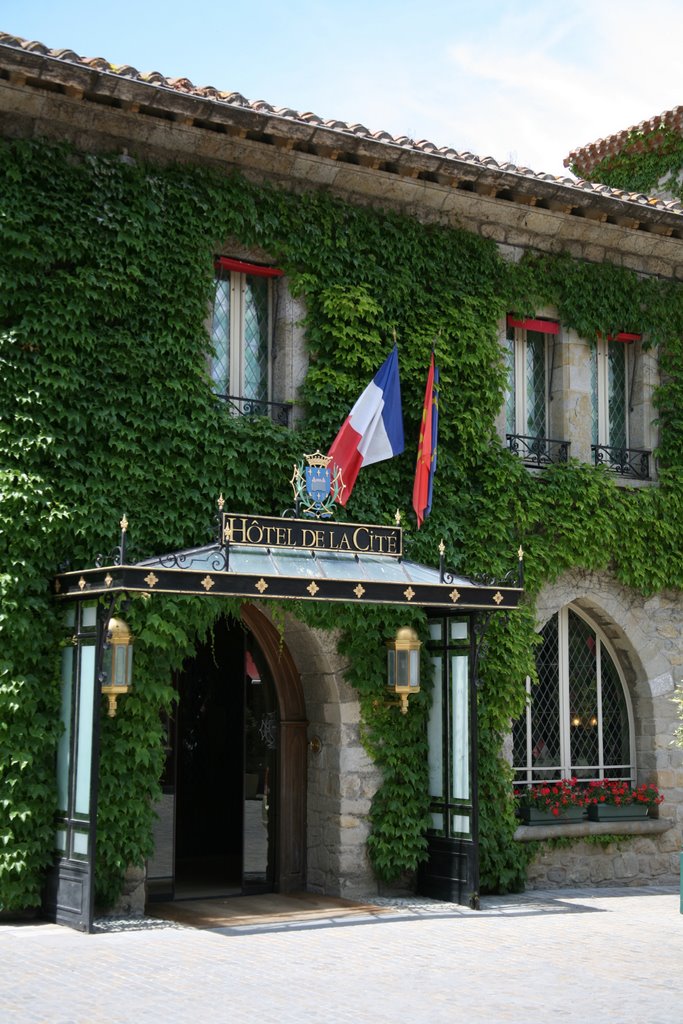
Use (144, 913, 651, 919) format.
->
(2, 0, 682, 177)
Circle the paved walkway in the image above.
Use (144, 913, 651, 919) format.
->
(2, 885, 681, 1023)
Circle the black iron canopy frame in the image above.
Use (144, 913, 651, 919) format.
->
(53, 514, 525, 613)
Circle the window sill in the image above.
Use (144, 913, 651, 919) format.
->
(514, 816, 674, 842)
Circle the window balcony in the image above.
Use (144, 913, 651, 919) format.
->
(592, 445, 650, 480)
(218, 394, 292, 427)
(506, 434, 570, 468)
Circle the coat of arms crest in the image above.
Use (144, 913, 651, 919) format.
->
(290, 451, 344, 519)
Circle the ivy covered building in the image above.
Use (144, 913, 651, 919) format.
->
(1, 32, 682, 925)
(566, 103, 683, 204)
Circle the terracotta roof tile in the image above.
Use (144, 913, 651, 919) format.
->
(566, 104, 683, 176)
(2, 31, 683, 223)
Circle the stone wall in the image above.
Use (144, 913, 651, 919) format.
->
(524, 570, 683, 890)
(525, 828, 680, 889)
(283, 617, 382, 898)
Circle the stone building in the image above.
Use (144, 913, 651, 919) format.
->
(566, 103, 683, 203)
(1, 31, 682, 927)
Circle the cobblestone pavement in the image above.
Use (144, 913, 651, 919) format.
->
(2, 885, 681, 1023)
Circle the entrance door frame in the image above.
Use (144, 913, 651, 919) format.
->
(241, 605, 307, 892)
(48, 521, 522, 929)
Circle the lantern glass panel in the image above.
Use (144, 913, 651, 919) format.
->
(113, 645, 126, 687)
(387, 649, 395, 689)
(409, 648, 420, 687)
(397, 649, 409, 686)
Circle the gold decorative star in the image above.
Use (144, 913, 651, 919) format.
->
(353, 584, 365, 599)
(449, 588, 461, 603)
(144, 572, 159, 588)
(307, 581, 320, 596)
(104, 573, 113, 587)
(201, 575, 215, 591)
(78, 576, 86, 591)
(255, 578, 269, 594)
(493, 591, 504, 605)
(404, 586, 415, 601)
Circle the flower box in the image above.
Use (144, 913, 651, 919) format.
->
(515, 777, 587, 824)
(587, 803, 649, 822)
(584, 779, 663, 819)
(520, 806, 585, 826)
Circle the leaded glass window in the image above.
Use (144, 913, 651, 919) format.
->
(592, 337, 629, 449)
(210, 265, 272, 408)
(505, 326, 549, 439)
(513, 606, 634, 787)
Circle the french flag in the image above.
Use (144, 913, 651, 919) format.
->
(328, 345, 404, 505)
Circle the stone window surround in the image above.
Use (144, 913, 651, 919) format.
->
(497, 309, 659, 484)
(511, 569, 683, 851)
(207, 243, 308, 423)
(512, 603, 637, 788)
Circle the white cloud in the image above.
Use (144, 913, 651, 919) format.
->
(423, 0, 683, 175)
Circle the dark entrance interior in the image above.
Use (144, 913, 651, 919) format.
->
(173, 615, 278, 898)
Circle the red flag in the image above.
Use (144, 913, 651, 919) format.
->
(412, 352, 437, 528)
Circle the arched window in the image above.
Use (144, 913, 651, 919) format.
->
(512, 606, 635, 786)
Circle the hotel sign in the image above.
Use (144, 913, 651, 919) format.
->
(223, 514, 403, 558)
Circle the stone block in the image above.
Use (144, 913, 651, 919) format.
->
(590, 859, 616, 884)
(641, 854, 673, 876)
(613, 852, 639, 879)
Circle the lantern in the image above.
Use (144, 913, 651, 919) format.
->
(386, 625, 421, 714)
(101, 617, 134, 717)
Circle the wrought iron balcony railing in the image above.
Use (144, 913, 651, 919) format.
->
(592, 444, 650, 480)
(217, 394, 292, 427)
(506, 434, 570, 468)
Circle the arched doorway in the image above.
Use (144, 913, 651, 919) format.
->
(147, 606, 307, 901)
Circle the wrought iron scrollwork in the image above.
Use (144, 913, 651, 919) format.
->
(592, 444, 650, 480)
(157, 550, 193, 570)
(440, 546, 524, 590)
(211, 548, 230, 572)
(95, 514, 129, 567)
(506, 433, 569, 468)
(218, 394, 292, 427)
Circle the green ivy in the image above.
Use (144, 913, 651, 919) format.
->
(3, 136, 683, 911)
(570, 126, 683, 202)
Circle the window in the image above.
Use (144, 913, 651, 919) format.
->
(504, 316, 568, 467)
(513, 606, 634, 787)
(210, 257, 282, 415)
(426, 617, 474, 840)
(591, 333, 650, 479)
